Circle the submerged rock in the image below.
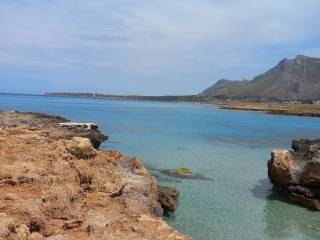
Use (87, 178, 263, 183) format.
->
(157, 186, 180, 212)
(268, 139, 320, 209)
(176, 167, 193, 175)
(160, 168, 213, 181)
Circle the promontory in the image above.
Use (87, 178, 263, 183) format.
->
(0, 110, 190, 240)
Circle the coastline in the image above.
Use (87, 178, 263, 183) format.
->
(45, 92, 201, 103)
(218, 102, 320, 117)
(4, 92, 320, 118)
(0, 110, 191, 240)
(45, 92, 320, 118)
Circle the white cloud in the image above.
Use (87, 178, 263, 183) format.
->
(0, 0, 319, 94)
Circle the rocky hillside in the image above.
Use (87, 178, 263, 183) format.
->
(0, 111, 190, 240)
(202, 55, 320, 101)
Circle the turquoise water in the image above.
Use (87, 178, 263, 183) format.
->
(1, 94, 320, 240)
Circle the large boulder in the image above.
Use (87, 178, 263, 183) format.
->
(157, 186, 180, 212)
(268, 139, 320, 209)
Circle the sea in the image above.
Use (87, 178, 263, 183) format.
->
(1, 94, 320, 240)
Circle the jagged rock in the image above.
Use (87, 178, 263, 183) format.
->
(65, 137, 97, 159)
(157, 186, 180, 212)
(60, 125, 107, 149)
(0, 111, 69, 127)
(59, 122, 97, 129)
(268, 139, 320, 209)
(0, 111, 107, 149)
(268, 150, 298, 184)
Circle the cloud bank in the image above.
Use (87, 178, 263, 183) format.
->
(1, 0, 319, 94)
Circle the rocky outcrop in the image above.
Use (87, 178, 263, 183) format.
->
(0, 110, 69, 127)
(0, 111, 191, 240)
(58, 123, 107, 149)
(0, 111, 107, 149)
(268, 139, 320, 209)
(157, 186, 180, 212)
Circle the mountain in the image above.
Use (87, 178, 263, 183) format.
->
(202, 55, 320, 101)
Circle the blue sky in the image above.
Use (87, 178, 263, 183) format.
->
(1, 0, 320, 95)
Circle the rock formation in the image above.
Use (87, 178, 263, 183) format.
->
(0, 111, 191, 240)
(160, 168, 214, 181)
(157, 186, 180, 212)
(0, 111, 107, 149)
(268, 139, 320, 209)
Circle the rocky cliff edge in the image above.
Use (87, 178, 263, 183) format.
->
(0, 111, 191, 240)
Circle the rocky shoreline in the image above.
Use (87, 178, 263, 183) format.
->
(268, 139, 320, 209)
(219, 102, 320, 117)
(0, 111, 190, 240)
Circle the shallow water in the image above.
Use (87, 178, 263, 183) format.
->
(1, 94, 320, 240)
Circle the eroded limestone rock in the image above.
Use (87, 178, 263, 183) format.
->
(268, 139, 320, 209)
(0, 112, 191, 240)
(158, 186, 180, 212)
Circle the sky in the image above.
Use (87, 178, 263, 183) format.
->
(0, 0, 320, 95)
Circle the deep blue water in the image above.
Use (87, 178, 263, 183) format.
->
(1, 94, 320, 240)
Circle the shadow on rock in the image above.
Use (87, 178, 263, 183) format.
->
(251, 178, 317, 210)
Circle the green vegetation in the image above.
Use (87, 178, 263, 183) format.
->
(175, 167, 193, 175)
